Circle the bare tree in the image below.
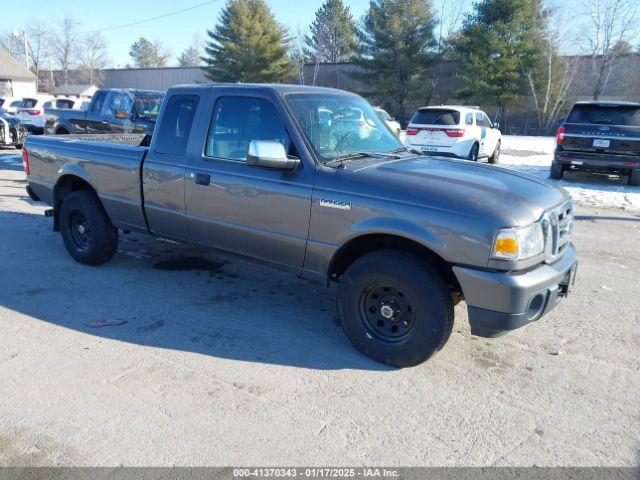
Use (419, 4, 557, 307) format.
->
(26, 21, 52, 85)
(582, 0, 639, 99)
(0, 30, 25, 60)
(177, 34, 204, 67)
(52, 15, 81, 85)
(521, 2, 578, 132)
(79, 33, 109, 84)
(291, 26, 307, 85)
(422, 0, 465, 105)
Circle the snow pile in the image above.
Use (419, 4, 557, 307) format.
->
(500, 136, 640, 211)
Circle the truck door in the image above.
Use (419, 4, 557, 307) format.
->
(142, 93, 202, 240)
(184, 93, 314, 271)
(79, 90, 107, 133)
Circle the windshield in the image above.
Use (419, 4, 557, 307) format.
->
(567, 104, 640, 126)
(285, 93, 402, 162)
(133, 92, 165, 119)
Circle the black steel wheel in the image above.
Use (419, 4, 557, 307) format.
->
(338, 250, 454, 368)
(59, 190, 118, 265)
(360, 282, 416, 342)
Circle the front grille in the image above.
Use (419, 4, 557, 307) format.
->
(545, 201, 574, 262)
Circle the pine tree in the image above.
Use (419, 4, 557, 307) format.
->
(454, 0, 547, 110)
(203, 0, 293, 83)
(354, 0, 436, 123)
(304, 0, 357, 63)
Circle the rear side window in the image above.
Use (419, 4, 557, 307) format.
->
(205, 96, 291, 162)
(567, 105, 640, 126)
(90, 92, 107, 113)
(411, 109, 460, 125)
(154, 95, 199, 156)
(56, 99, 74, 109)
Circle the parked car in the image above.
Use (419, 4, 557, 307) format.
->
(0, 97, 26, 115)
(552, 101, 640, 186)
(0, 107, 27, 148)
(405, 106, 502, 163)
(16, 95, 56, 134)
(23, 84, 577, 368)
(45, 89, 165, 135)
(374, 107, 402, 136)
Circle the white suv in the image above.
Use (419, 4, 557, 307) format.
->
(405, 106, 501, 163)
(16, 95, 55, 134)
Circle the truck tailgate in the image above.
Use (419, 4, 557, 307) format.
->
(25, 134, 150, 232)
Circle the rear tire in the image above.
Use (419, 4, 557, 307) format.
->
(629, 170, 640, 187)
(468, 143, 479, 162)
(59, 191, 118, 265)
(337, 250, 454, 368)
(488, 141, 501, 164)
(550, 162, 564, 180)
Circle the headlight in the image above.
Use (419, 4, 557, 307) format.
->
(491, 222, 545, 261)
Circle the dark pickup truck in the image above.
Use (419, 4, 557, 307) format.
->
(552, 101, 640, 186)
(24, 83, 578, 367)
(44, 88, 165, 136)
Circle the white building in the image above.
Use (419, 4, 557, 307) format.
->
(0, 48, 37, 99)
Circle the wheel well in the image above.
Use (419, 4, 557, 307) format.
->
(56, 126, 70, 135)
(52, 175, 97, 231)
(329, 234, 460, 292)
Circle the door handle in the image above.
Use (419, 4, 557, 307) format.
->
(194, 173, 211, 186)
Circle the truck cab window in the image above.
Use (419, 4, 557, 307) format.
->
(205, 96, 291, 161)
(104, 93, 132, 117)
(155, 95, 199, 156)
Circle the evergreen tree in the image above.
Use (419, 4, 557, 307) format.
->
(354, 0, 436, 123)
(129, 38, 170, 68)
(454, 0, 547, 110)
(304, 0, 358, 63)
(203, 0, 293, 83)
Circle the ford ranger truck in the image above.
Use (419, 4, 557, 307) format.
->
(23, 84, 578, 368)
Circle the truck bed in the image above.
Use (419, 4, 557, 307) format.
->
(25, 134, 150, 232)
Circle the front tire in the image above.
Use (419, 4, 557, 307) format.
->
(337, 251, 454, 368)
(468, 143, 479, 162)
(59, 191, 118, 265)
(550, 162, 564, 180)
(488, 141, 501, 164)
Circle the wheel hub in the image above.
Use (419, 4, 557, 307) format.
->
(360, 284, 415, 342)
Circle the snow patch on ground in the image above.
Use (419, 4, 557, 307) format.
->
(499, 136, 640, 211)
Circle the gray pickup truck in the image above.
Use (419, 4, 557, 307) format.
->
(23, 84, 578, 367)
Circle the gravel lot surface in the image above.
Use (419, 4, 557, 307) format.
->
(1, 148, 638, 467)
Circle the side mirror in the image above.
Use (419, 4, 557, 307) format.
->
(114, 109, 132, 120)
(493, 122, 500, 130)
(247, 140, 300, 170)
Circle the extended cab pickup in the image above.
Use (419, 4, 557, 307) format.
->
(24, 84, 578, 367)
(44, 88, 165, 136)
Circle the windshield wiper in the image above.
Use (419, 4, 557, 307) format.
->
(325, 151, 402, 167)
(390, 146, 424, 155)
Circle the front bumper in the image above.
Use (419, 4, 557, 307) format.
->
(453, 244, 578, 337)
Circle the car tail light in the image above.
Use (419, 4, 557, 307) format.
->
(406, 128, 419, 136)
(445, 129, 465, 138)
(556, 126, 566, 144)
(26, 110, 41, 116)
(22, 148, 30, 175)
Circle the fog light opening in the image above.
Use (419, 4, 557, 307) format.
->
(527, 293, 546, 321)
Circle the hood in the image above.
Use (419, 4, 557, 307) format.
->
(344, 155, 569, 226)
